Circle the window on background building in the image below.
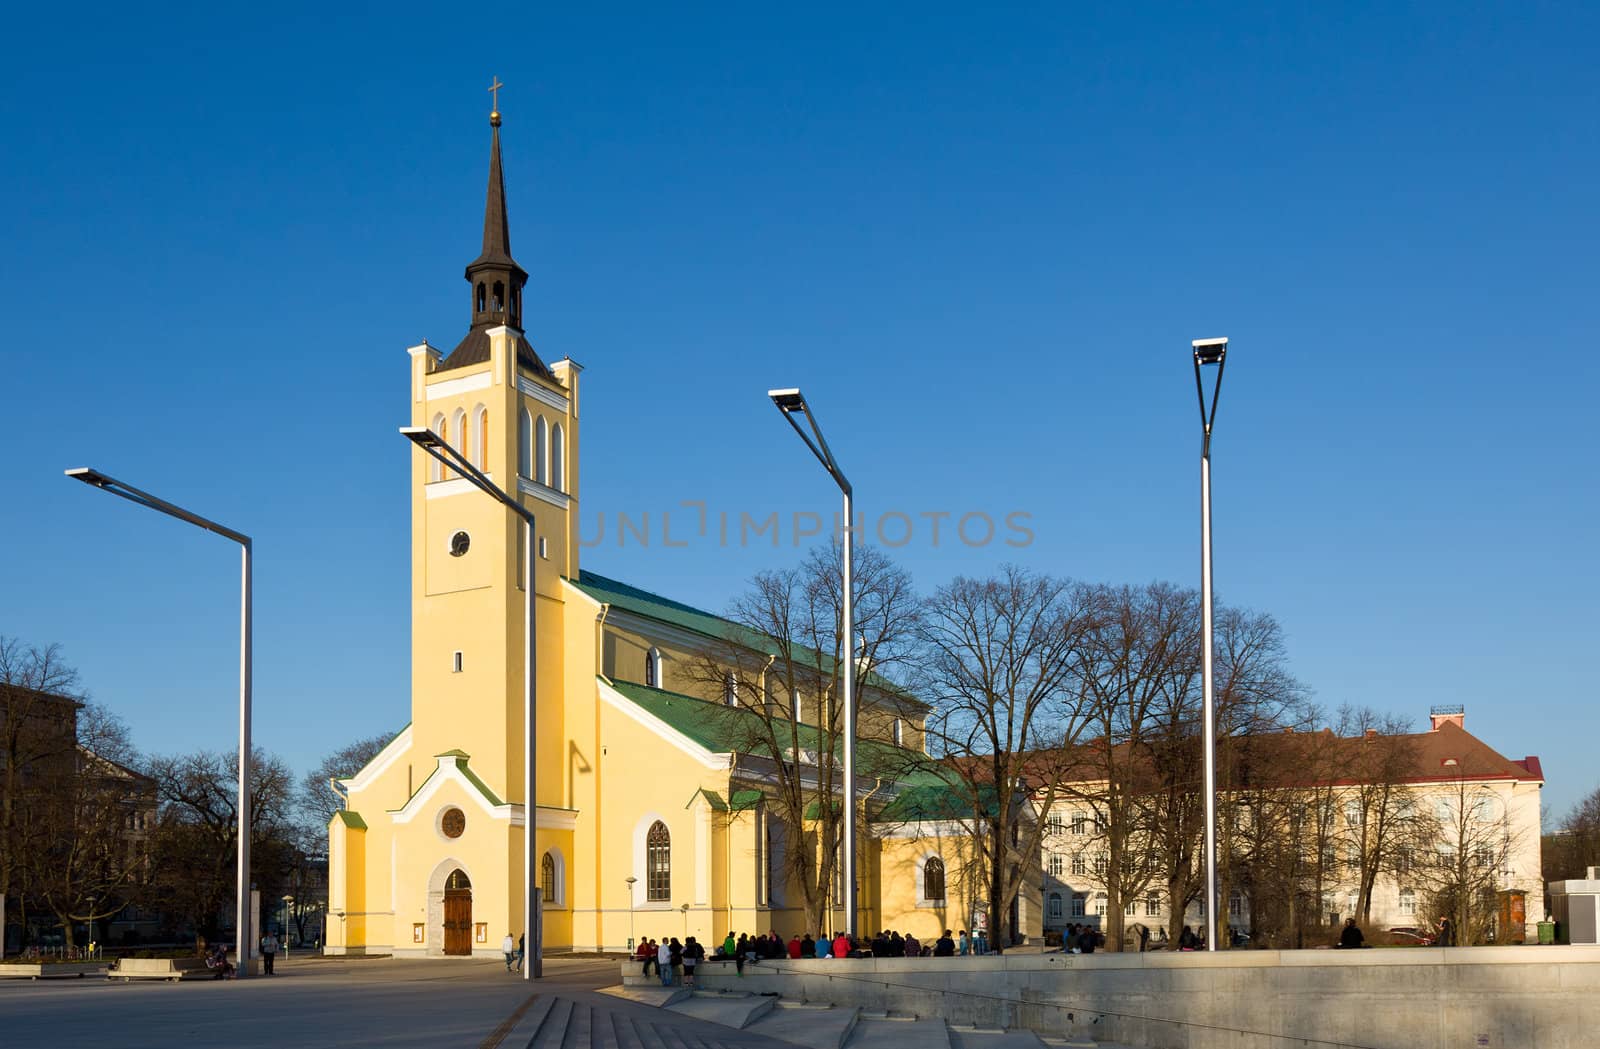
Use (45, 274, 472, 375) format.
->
(1094, 854, 1107, 876)
(1397, 847, 1415, 874)
(1048, 853, 1064, 878)
(541, 852, 556, 903)
(1048, 893, 1063, 920)
(1344, 799, 1363, 829)
(1072, 853, 1087, 877)
(1095, 814, 1107, 833)
(1146, 894, 1161, 917)
(1473, 796, 1499, 824)
(1474, 846, 1494, 869)
(892, 718, 903, 745)
(1072, 813, 1086, 835)
(1437, 845, 1456, 869)
(1399, 888, 1416, 915)
(1047, 812, 1064, 835)
(1094, 892, 1108, 917)
(644, 648, 660, 688)
(1231, 891, 1244, 916)
(1071, 894, 1086, 918)
(646, 821, 671, 901)
(1322, 846, 1337, 871)
(1125, 900, 1137, 916)
(723, 671, 737, 706)
(1346, 843, 1361, 871)
(923, 857, 946, 902)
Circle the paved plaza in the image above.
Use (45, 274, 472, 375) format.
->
(0, 955, 802, 1049)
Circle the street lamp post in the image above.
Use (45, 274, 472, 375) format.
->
(400, 426, 541, 979)
(64, 467, 254, 977)
(625, 876, 637, 950)
(1191, 337, 1228, 952)
(767, 388, 857, 938)
(282, 895, 293, 958)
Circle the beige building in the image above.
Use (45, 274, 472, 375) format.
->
(1038, 706, 1544, 945)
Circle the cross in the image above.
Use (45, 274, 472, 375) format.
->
(488, 77, 504, 112)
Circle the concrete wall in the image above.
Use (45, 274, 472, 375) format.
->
(695, 947, 1600, 1049)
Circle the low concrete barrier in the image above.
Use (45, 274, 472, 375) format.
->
(109, 957, 209, 981)
(0, 962, 105, 979)
(694, 946, 1600, 1049)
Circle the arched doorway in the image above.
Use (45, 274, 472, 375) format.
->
(443, 869, 472, 956)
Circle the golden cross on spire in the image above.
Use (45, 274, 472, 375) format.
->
(489, 76, 504, 113)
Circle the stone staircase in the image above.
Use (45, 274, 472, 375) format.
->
(596, 970, 1130, 1049)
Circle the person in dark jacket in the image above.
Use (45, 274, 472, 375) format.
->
(1338, 918, 1365, 949)
(801, 933, 816, 958)
(935, 930, 956, 956)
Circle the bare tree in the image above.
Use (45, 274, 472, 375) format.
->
(27, 705, 150, 949)
(1415, 767, 1524, 945)
(145, 747, 296, 942)
(1330, 706, 1424, 922)
(915, 567, 1098, 951)
(1544, 785, 1600, 882)
(692, 543, 920, 936)
(0, 638, 84, 957)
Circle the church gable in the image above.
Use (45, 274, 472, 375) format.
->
(389, 751, 519, 826)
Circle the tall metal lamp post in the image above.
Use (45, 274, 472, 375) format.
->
(63, 467, 253, 976)
(1191, 337, 1228, 952)
(399, 426, 541, 979)
(766, 388, 858, 938)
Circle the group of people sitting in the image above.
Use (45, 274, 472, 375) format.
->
(635, 926, 994, 981)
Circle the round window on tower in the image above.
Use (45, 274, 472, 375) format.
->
(440, 807, 466, 839)
(448, 531, 471, 557)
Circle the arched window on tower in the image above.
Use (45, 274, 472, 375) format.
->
(517, 407, 532, 478)
(451, 409, 468, 471)
(535, 416, 549, 486)
(473, 406, 489, 471)
(645, 647, 660, 688)
(551, 423, 565, 492)
(429, 414, 447, 482)
(476, 283, 486, 314)
(492, 281, 505, 315)
(922, 857, 946, 902)
(646, 821, 671, 901)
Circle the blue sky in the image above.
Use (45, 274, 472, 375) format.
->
(3, 3, 1595, 815)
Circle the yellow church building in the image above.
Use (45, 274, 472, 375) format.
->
(324, 107, 1028, 959)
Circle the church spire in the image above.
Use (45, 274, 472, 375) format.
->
(464, 77, 527, 331)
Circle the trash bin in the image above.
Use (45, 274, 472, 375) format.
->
(1536, 921, 1555, 945)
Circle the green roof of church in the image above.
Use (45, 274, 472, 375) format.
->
(575, 570, 920, 705)
(332, 810, 368, 830)
(607, 679, 948, 797)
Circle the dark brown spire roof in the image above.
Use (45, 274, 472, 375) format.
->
(466, 123, 523, 276)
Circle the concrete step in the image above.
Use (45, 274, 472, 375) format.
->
(949, 1027, 1049, 1048)
(599, 984, 694, 1008)
(843, 1017, 952, 1049)
(666, 991, 779, 1029)
(746, 1002, 861, 1049)
(527, 995, 574, 1049)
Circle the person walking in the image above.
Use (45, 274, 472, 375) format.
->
(259, 931, 278, 975)
(517, 933, 526, 973)
(502, 933, 517, 973)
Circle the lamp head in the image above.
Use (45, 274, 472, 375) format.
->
(65, 467, 113, 488)
(768, 388, 806, 413)
(1192, 337, 1228, 366)
(625, 876, 637, 885)
(399, 426, 445, 448)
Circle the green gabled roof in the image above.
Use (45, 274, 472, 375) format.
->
(729, 789, 763, 811)
(610, 679, 941, 780)
(872, 782, 999, 823)
(688, 788, 728, 812)
(456, 761, 505, 807)
(576, 570, 918, 703)
(435, 748, 470, 759)
(333, 810, 368, 830)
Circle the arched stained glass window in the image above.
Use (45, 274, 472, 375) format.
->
(646, 821, 670, 901)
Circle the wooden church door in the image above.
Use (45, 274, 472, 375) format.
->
(443, 869, 472, 956)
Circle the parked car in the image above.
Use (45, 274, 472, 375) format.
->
(1386, 926, 1434, 946)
